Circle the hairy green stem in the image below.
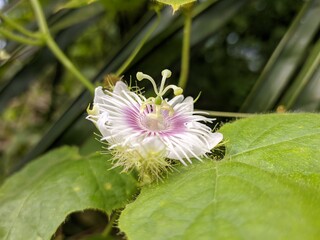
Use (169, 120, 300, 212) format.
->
(178, 7, 192, 89)
(115, 13, 161, 77)
(0, 27, 43, 45)
(101, 212, 118, 237)
(29, 0, 95, 93)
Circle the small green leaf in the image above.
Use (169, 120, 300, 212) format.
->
(156, 0, 196, 12)
(119, 113, 320, 240)
(0, 147, 138, 240)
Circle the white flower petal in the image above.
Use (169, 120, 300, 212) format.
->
(168, 95, 184, 106)
(133, 137, 167, 159)
(174, 96, 194, 113)
(96, 111, 111, 137)
(113, 81, 129, 94)
(93, 86, 106, 104)
(208, 132, 223, 149)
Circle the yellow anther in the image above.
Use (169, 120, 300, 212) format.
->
(173, 86, 183, 96)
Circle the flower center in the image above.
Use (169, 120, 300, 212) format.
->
(142, 112, 169, 132)
(135, 69, 184, 133)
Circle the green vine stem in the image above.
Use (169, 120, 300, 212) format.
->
(101, 212, 118, 237)
(0, 27, 43, 45)
(0, 12, 40, 39)
(115, 13, 161, 77)
(29, 0, 95, 93)
(178, 5, 192, 89)
(199, 110, 256, 118)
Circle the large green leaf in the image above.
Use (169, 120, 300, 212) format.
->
(119, 114, 320, 239)
(0, 147, 138, 240)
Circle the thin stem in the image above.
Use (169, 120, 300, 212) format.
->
(161, 84, 179, 96)
(159, 69, 172, 94)
(178, 6, 192, 89)
(29, 0, 49, 34)
(137, 72, 159, 95)
(159, 75, 167, 94)
(0, 12, 40, 39)
(115, 13, 161, 76)
(197, 109, 256, 118)
(0, 27, 43, 45)
(46, 37, 95, 93)
(101, 212, 118, 237)
(29, 0, 95, 93)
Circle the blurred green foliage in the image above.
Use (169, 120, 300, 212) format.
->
(0, 0, 319, 238)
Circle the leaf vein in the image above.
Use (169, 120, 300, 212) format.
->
(230, 132, 320, 158)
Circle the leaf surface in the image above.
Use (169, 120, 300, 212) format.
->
(0, 147, 138, 240)
(119, 114, 320, 240)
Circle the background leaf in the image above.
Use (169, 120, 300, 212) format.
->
(240, 0, 320, 112)
(0, 147, 138, 240)
(293, 66, 320, 111)
(119, 113, 320, 240)
(156, 0, 197, 11)
(280, 38, 320, 109)
(55, 0, 98, 12)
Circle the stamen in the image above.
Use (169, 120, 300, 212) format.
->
(159, 69, 172, 94)
(162, 69, 172, 78)
(161, 85, 183, 96)
(140, 97, 155, 113)
(137, 69, 182, 119)
(160, 103, 174, 116)
(136, 72, 159, 95)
